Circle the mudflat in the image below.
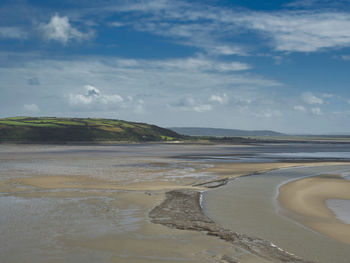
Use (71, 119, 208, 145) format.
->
(1, 144, 349, 262)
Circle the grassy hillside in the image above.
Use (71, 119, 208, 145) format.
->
(0, 117, 182, 143)
(169, 127, 286, 137)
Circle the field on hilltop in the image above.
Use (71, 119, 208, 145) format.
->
(0, 117, 182, 143)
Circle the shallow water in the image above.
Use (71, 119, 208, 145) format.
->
(203, 165, 350, 263)
(326, 199, 350, 225)
(1, 143, 350, 262)
(0, 144, 220, 262)
(0, 195, 123, 263)
(264, 151, 350, 159)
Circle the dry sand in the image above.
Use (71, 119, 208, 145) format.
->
(278, 174, 350, 245)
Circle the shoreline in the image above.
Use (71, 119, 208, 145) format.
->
(2, 143, 350, 262)
(149, 165, 328, 262)
(278, 173, 350, 245)
(149, 189, 312, 263)
(149, 162, 350, 262)
(3, 138, 350, 146)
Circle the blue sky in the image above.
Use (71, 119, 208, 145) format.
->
(1, 0, 350, 134)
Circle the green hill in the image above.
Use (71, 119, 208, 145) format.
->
(169, 127, 286, 137)
(0, 117, 182, 143)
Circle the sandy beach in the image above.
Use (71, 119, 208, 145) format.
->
(1, 144, 350, 262)
(278, 174, 350, 245)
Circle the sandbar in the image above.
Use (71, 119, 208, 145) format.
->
(278, 174, 350, 245)
(1, 143, 349, 262)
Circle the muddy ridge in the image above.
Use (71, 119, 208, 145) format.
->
(149, 189, 314, 263)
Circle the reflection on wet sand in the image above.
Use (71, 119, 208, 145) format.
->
(1, 144, 350, 262)
(203, 165, 350, 263)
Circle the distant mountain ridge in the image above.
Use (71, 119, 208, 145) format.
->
(169, 127, 286, 137)
(0, 117, 182, 143)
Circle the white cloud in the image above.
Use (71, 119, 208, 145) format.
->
(113, 0, 173, 13)
(193, 104, 213, 112)
(69, 85, 123, 106)
(235, 12, 350, 52)
(0, 53, 282, 122)
(109, 1, 350, 53)
(85, 85, 100, 96)
(285, 0, 318, 7)
(311, 107, 323, 115)
(152, 57, 250, 72)
(285, 0, 350, 9)
(302, 92, 324, 104)
(322, 93, 334, 98)
(341, 55, 350, 60)
(169, 96, 213, 112)
(98, 56, 251, 73)
(107, 1, 249, 56)
(40, 14, 93, 44)
(24, 104, 40, 113)
(134, 100, 145, 114)
(211, 45, 248, 56)
(293, 105, 306, 111)
(0, 27, 27, 39)
(252, 109, 283, 118)
(209, 94, 228, 104)
(3, 51, 350, 132)
(1, 54, 280, 95)
(109, 21, 126, 27)
(67, 85, 149, 115)
(216, 61, 250, 71)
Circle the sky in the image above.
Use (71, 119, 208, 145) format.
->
(1, 0, 350, 134)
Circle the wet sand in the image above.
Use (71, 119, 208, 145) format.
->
(149, 189, 311, 263)
(1, 144, 350, 262)
(278, 174, 350, 245)
(203, 165, 350, 263)
(1, 144, 304, 263)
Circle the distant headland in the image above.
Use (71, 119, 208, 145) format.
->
(0, 117, 181, 143)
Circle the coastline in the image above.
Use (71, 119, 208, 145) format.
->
(2, 144, 319, 263)
(2, 143, 350, 262)
(198, 164, 350, 263)
(150, 162, 350, 263)
(278, 174, 350, 245)
(149, 189, 312, 263)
